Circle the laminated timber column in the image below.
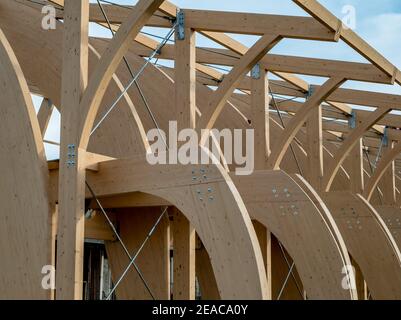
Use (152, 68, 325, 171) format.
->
(350, 139, 365, 195)
(172, 208, 196, 300)
(173, 16, 196, 300)
(250, 64, 272, 299)
(175, 13, 196, 132)
(349, 138, 367, 299)
(56, 0, 89, 300)
(380, 140, 396, 205)
(305, 99, 323, 191)
(250, 63, 270, 169)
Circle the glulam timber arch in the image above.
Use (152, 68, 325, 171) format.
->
(0, 28, 51, 299)
(3, 6, 355, 298)
(5, 9, 358, 299)
(323, 192, 401, 299)
(3, 0, 401, 301)
(0, 3, 269, 300)
(232, 171, 356, 299)
(85, 151, 269, 299)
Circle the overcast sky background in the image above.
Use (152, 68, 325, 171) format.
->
(36, 0, 401, 159)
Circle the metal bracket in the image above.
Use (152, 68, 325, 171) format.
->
(251, 63, 261, 80)
(349, 110, 356, 129)
(176, 9, 185, 40)
(383, 127, 389, 147)
(306, 85, 315, 100)
(67, 144, 76, 168)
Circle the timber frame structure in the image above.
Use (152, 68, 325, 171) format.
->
(1, 0, 401, 300)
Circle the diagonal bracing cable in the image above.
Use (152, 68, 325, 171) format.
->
(269, 87, 309, 299)
(269, 86, 304, 177)
(94, 0, 168, 148)
(277, 241, 305, 299)
(277, 259, 295, 300)
(82, 1, 172, 301)
(85, 181, 156, 300)
(362, 138, 384, 205)
(90, 20, 177, 136)
(106, 206, 169, 300)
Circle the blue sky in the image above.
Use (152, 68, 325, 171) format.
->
(37, 0, 401, 159)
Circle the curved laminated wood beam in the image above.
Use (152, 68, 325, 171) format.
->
(232, 170, 356, 299)
(323, 192, 401, 299)
(0, 28, 51, 299)
(198, 34, 282, 141)
(77, 0, 164, 150)
(3, 1, 392, 300)
(364, 143, 401, 201)
(267, 77, 346, 170)
(5, 1, 351, 200)
(323, 107, 392, 191)
(86, 150, 269, 300)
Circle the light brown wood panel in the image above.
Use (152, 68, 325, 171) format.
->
(375, 206, 401, 249)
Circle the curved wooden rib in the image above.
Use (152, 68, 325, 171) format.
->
(231, 170, 355, 300)
(0, 2, 367, 300)
(267, 77, 346, 170)
(86, 151, 268, 300)
(323, 192, 401, 299)
(0, 3, 351, 189)
(77, 0, 164, 149)
(364, 143, 401, 201)
(198, 34, 281, 140)
(0, 28, 51, 299)
(323, 107, 392, 191)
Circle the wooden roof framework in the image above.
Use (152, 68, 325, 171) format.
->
(1, 0, 401, 300)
